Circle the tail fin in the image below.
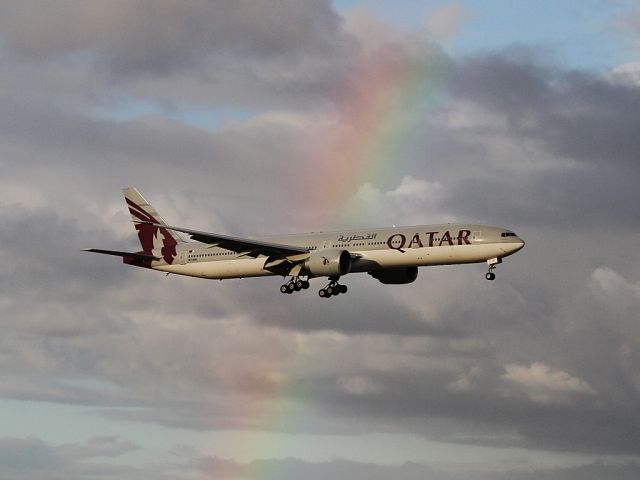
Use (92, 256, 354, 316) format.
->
(122, 187, 185, 263)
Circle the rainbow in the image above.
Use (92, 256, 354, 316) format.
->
(205, 44, 451, 479)
(299, 45, 450, 228)
(202, 344, 310, 478)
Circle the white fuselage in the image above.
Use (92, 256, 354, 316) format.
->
(150, 224, 524, 280)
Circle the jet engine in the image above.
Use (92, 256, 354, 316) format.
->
(369, 266, 418, 284)
(304, 249, 351, 277)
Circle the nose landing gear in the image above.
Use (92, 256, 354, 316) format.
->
(485, 257, 501, 281)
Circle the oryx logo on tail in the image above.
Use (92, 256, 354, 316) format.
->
(123, 188, 182, 264)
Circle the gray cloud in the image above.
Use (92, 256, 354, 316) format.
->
(188, 456, 640, 480)
(1, 437, 638, 480)
(0, 0, 350, 76)
(191, 457, 446, 480)
(0, 436, 149, 480)
(0, 0, 639, 476)
(449, 53, 640, 170)
(506, 461, 640, 480)
(0, 0, 357, 112)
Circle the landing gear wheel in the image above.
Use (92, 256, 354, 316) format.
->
(318, 278, 349, 298)
(281, 277, 311, 295)
(485, 272, 496, 281)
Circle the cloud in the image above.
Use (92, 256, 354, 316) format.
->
(450, 52, 640, 169)
(508, 460, 640, 480)
(188, 456, 640, 480)
(0, 0, 640, 474)
(337, 375, 383, 396)
(590, 267, 640, 303)
(609, 62, 640, 86)
(501, 363, 598, 405)
(0, 436, 146, 480)
(191, 457, 445, 480)
(0, 1, 361, 114)
(343, 176, 449, 226)
(2, 439, 639, 480)
(425, 3, 473, 38)
(0, 0, 350, 76)
(342, 5, 404, 56)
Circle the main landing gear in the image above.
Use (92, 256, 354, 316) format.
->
(318, 279, 348, 298)
(279, 276, 349, 298)
(279, 277, 310, 294)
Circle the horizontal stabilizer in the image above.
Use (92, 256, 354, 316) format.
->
(82, 248, 160, 261)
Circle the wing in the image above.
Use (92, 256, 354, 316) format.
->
(141, 222, 308, 258)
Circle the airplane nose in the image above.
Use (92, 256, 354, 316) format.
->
(501, 239, 525, 256)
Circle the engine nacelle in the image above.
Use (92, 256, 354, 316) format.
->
(304, 249, 351, 277)
(369, 266, 418, 284)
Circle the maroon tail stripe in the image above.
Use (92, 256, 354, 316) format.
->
(129, 209, 153, 223)
(126, 198, 159, 223)
(126, 198, 154, 219)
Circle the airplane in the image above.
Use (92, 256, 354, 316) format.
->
(84, 187, 525, 298)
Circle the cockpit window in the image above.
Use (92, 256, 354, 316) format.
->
(501, 232, 518, 237)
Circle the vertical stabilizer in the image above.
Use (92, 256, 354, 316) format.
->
(122, 187, 185, 264)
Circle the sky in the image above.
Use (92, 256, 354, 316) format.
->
(1, 1, 640, 479)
